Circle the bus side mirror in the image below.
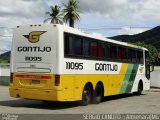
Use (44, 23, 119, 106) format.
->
(150, 65, 154, 72)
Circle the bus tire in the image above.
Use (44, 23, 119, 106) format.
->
(93, 84, 103, 104)
(80, 85, 92, 106)
(134, 81, 143, 95)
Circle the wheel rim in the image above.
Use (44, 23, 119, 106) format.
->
(138, 83, 142, 93)
(83, 88, 91, 102)
(95, 87, 103, 100)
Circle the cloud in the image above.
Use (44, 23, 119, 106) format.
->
(0, 0, 160, 54)
(0, 0, 48, 18)
(0, 0, 51, 29)
(75, 0, 160, 37)
(78, 0, 160, 21)
(0, 38, 11, 54)
(118, 26, 149, 35)
(91, 32, 104, 37)
(0, 0, 50, 54)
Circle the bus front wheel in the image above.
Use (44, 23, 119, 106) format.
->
(134, 81, 143, 95)
(80, 85, 92, 106)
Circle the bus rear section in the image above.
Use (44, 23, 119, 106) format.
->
(9, 25, 63, 101)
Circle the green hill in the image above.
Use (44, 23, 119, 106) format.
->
(109, 26, 160, 50)
(0, 51, 10, 64)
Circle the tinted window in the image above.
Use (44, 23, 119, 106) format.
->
(132, 50, 136, 62)
(137, 51, 140, 62)
(83, 39, 90, 56)
(91, 41, 98, 57)
(105, 44, 110, 59)
(137, 51, 143, 64)
(64, 33, 144, 64)
(128, 49, 132, 62)
(73, 37, 82, 55)
(98, 42, 105, 58)
(118, 47, 127, 61)
(140, 51, 143, 64)
(123, 48, 127, 61)
(64, 35, 73, 55)
(110, 45, 117, 59)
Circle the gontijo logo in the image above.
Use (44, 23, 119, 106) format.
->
(23, 31, 46, 43)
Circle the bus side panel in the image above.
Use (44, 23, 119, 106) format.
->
(74, 75, 97, 101)
(60, 75, 75, 101)
(61, 63, 129, 101)
(62, 74, 108, 101)
(60, 63, 137, 101)
(131, 67, 150, 92)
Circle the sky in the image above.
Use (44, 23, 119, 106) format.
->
(0, 0, 160, 54)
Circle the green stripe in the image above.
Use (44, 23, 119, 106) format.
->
(120, 64, 134, 93)
(125, 64, 139, 93)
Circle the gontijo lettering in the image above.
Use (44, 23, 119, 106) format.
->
(17, 46, 51, 52)
(95, 63, 118, 71)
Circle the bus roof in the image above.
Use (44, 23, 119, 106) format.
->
(16, 24, 148, 51)
(58, 24, 148, 51)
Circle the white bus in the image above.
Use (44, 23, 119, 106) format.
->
(10, 24, 151, 105)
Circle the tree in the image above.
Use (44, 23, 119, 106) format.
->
(134, 42, 159, 64)
(63, 0, 80, 27)
(45, 5, 63, 24)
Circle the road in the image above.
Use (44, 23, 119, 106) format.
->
(0, 86, 160, 115)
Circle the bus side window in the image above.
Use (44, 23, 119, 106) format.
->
(73, 37, 83, 55)
(83, 39, 90, 57)
(123, 48, 128, 61)
(110, 45, 117, 60)
(140, 51, 144, 64)
(118, 47, 127, 61)
(91, 41, 98, 57)
(105, 44, 110, 59)
(118, 47, 121, 60)
(98, 42, 105, 58)
(137, 51, 143, 64)
(128, 49, 132, 62)
(132, 50, 136, 62)
(136, 51, 140, 63)
(118, 47, 122, 60)
(64, 35, 73, 55)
